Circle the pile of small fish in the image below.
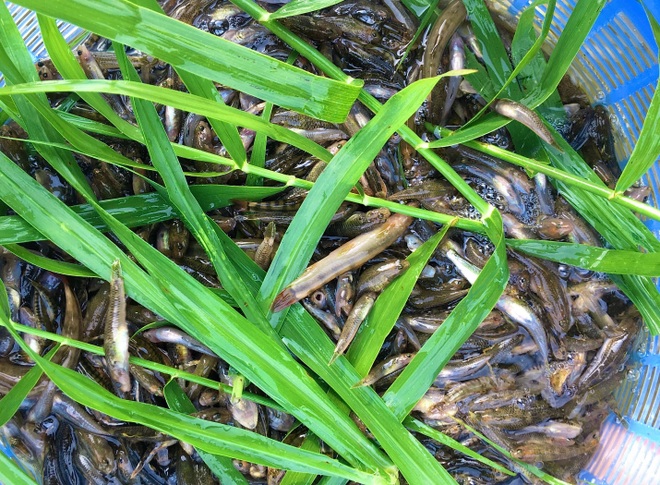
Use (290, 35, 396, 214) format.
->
(0, 0, 646, 483)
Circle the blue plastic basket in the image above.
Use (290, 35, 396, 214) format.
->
(2, 1, 660, 483)
(503, 1, 660, 483)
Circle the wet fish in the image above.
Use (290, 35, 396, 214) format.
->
(103, 260, 131, 393)
(421, 0, 467, 123)
(356, 259, 409, 295)
(142, 327, 216, 357)
(493, 98, 560, 148)
(272, 209, 414, 312)
(356, 352, 416, 387)
(330, 292, 377, 364)
(335, 271, 355, 318)
(439, 34, 465, 125)
(444, 245, 550, 367)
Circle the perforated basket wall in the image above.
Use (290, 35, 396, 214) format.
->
(502, 1, 660, 483)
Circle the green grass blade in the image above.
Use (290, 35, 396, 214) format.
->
(434, 129, 660, 221)
(3, 125, 238, 180)
(246, 100, 274, 186)
(0, 153, 395, 481)
(510, 0, 556, 93)
(0, 14, 95, 202)
(11, 0, 362, 122)
(196, 220, 456, 484)
(404, 417, 514, 477)
(280, 434, 322, 485)
(90, 200, 394, 479)
(545, 132, 660, 334)
(461, 0, 521, 95)
(463, 49, 497, 99)
(428, 0, 605, 149)
(426, 113, 508, 148)
(318, 478, 348, 485)
(0, 276, 10, 319)
(55, 111, 130, 138)
(382, 209, 508, 419)
(176, 69, 248, 164)
(205, 211, 454, 485)
(401, 0, 436, 18)
(246, 52, 297, 186)
(457, 0, 538, 153)
(0, 346, 57, 427)
(510, 0, 561, 110)
(163, 380, 199, 415)
(280, 306, 456, 485)
(507, 239, 660, 276)
(463, 0, 558, 129)
(0, 450, 37, 485)
(610, 274, 660, 335)
(0, 3, 40, 83)
(270, 0, 345, 19)
(37, 14, 137, 137)
(346, 221, 454, 377)
(2, 244, 96, 277)
(0, 80, 332, 161)
(183, 0, 486, 220)
(545, 138, 660, 254)
(0, 85, 139, 180)
(164, 380, 250, 485)
(525, 0, 606, 107)
(396, 1, 439, 70)
(455, 418, 570, 485)
(9, 322, 278, 408)
(615, 7, 660, 192)
(6, 124, 479, 232)
(0, 185, 283, 245)
(259, 76, 442, 317)
(115, 43, 280, 339)
(3, 338, 375, 483)
(129, 0, 247, 164)
(422, 0, 660, 333)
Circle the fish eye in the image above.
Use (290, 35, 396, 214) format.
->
(209, 19, 229, 36)
(353, 9, 377, 26)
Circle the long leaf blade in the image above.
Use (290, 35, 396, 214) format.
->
(260, 76, 442, 315)
(428, 0, 606, 148)
(346, 222, 454, 376)
(0, 318, 378, 484)
(615, 6, 660, 192)
(0, 449, 37, 485)
(164, 380, 250, 485)
(3, 244, 96, 277)
(271, 0, 345, 19)
(114, 43, 279, 338)
(0, 185, 283, 245)
(544, 131, 660, 335)
(507, 239, 660, 276)
(0, 346, 57, 427)
(382, 209, 508, 419)
(0, 79, 332, 161)
(11, 0, 362, 122)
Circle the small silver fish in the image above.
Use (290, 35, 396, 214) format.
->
(493, 98, 560, 149)
(104, 260, 131, 393)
